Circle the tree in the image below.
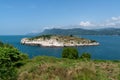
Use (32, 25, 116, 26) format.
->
(62, 47, 79, 59)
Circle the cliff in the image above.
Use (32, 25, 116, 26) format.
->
(21, 35, 99, 47)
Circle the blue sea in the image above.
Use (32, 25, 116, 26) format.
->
(0, 35, 120, 60)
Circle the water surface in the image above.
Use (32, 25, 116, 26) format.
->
(0, 35, 120, 60)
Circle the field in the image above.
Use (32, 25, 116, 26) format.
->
(18, 56, 120, 80)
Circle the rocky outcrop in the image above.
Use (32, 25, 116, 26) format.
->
(21, 35, 99, 47)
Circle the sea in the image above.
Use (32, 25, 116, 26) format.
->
(0, 35, 120, 60)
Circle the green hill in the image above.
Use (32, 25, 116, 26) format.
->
(39, 28, 120, 35)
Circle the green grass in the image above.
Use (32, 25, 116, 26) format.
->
(18, 56, 120, 80)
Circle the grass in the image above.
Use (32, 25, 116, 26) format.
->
(17, 56, 120, 80)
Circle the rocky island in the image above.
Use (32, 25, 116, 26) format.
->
(21, 35, 99, 47)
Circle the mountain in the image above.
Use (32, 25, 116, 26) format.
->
(39, 28, 120, 35)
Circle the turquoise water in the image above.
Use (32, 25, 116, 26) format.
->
(0, 35, 120, 60)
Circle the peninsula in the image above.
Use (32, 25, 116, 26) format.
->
(21, 35, 99, 47)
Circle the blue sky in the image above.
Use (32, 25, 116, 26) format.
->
(0, 0, 120, 35)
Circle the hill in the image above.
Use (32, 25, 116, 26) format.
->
(18, 56, 120, 80)
(39, 28, 120, 35)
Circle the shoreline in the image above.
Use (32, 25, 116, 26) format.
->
(21, 38, 99, 47)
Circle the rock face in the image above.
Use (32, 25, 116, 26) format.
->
(21, 35, 99, 47)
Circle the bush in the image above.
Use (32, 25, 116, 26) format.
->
(80, 52, 91, 60)
(70, 34, 73, 37)
(0, 42, 28, 80)
(62, 47, 79, 59)
(29, 35, 52, 40)
(0, 41, 4, 47)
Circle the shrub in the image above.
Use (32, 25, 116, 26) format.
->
(80, 52, 91, 60)
(62, 47, 79, 59)
(29, 35, 52, 40)
(91, 40, 96, 43)
(0, 41, 4, 47)
(0, 42, 28, 80)
(70, 34, 73, 37)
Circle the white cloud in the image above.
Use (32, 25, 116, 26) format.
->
(79, 21, 94, 27)
(105, 16, 120, 27)
(32, 16, 120, 33)
(40, 16, 120, 31)
(41, 16, 120, 30)
(79, 21, 99, 29)
(43, 25, 62, 30)
(111, 16, 120, 21)
(79, 16, 120, 29)
(106, 23, 116, 26)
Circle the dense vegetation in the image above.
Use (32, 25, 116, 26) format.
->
(0, 41, 28, 80)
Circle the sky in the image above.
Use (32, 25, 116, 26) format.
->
(0, 0, 120, 35)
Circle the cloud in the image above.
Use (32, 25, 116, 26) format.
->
(40, 16, 120, 31)
(79, 16, 120, 29)
(43, 25, 61, 30)
(105, 16, 120, 27)
(42, 16, 120, 30)
(79, 21, 95, 27)
(111, 16, 120, 21)
(32, 16, 120, 33)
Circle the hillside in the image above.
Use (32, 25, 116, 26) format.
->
(18, 56, 120, 80)
(21, 35, 99, 47)
(38, 28, 120, 35)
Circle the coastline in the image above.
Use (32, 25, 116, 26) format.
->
(21, 37, 99, 47)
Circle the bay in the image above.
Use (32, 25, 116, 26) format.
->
(0, 35, 120, 60)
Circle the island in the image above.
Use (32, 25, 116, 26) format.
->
(21, 35, 99, 47)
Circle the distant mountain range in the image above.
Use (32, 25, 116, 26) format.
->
(27, 28, 120, 36)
